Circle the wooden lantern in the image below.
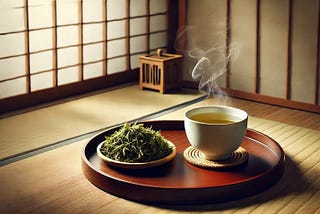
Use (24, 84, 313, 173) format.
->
(139, 49, 183, 93)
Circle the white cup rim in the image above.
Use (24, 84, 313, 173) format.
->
(185, 105, 248, 126)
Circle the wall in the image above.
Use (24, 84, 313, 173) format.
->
(183, 0, 319, 109)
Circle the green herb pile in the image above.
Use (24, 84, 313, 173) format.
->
(100, 122, 173, 163)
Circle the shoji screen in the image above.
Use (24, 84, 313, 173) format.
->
(180, 0, 319, 113)
(0, 0, 170, 113)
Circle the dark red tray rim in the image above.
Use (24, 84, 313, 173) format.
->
(81, 120, 285, 204)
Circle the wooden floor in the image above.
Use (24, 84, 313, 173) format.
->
(226, 97, 320, 131)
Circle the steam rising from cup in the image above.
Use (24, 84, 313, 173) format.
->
(175, 26, 240, 105)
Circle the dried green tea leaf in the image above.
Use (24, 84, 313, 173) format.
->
(100, 122, 173, 163)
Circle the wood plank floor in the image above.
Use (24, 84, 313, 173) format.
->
(225, 97, 320, 131)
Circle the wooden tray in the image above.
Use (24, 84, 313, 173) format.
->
(82, 120, 285, 204)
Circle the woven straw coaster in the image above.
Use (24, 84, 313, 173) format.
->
(183, 146, 248, 170)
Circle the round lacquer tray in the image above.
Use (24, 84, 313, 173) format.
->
(81, 120, 285, 204)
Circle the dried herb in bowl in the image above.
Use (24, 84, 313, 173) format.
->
(99, 122, 173, 163)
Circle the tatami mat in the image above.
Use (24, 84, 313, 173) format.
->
(0, 85, 203, 160)
(0, 99, 319, 213)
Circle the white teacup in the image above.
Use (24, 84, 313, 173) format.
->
(184, 105, 248, 160)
